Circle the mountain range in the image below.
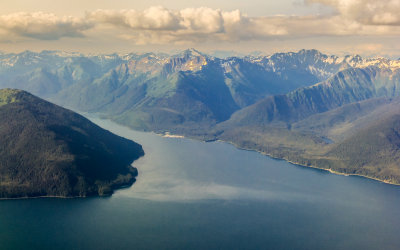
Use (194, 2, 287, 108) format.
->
(0, 49, 372, 129)
(1, 49, 400, 184)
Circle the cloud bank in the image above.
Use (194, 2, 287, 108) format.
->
(0, 12, 92, 40)
(87, 7, 287, 44)
(87, 3, 400, 44)
(0, 1, 399, 44)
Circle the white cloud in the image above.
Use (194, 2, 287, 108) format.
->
(88, 7, 241, 44)
(0, 4, 399, 45)
(307, 0, 400, 25)
(87, 5, 400, 45)
(88, 6, 181, 31)
(89, 7, 232, 37)
(87, 7, 299, 44)
(0, 12, 92, 40)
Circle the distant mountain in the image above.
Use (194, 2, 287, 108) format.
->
(0, 49, 363, 131)
(0, 89, 144, 198)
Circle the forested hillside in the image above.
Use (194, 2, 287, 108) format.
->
(0, 89, 144, 198)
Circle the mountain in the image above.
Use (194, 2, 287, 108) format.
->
(0, 89, 144, 198)
(225, 65, 400, 128)
(0, 49, 358, 131)
(216, 97, 400, 184)
(63, 49, 367, 131)
(292, 97, 400, 141)
(215, 62, 400, 184)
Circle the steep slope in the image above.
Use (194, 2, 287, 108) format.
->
(110, 60, 241, 131)
(0, 89, 144, 198)
(104, 49, 355, 131)
(225, 66, 400, 127)
(292, 97, 400, 141)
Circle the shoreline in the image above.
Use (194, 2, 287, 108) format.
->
(157, 133, 400, 187)
(286, 160, 400, 186)
(92, 117, 400, 188)
(0, 167, 139, 201)
(220, 139, 400, 187)
(0, 195, 93, 201)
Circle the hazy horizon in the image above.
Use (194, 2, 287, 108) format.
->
(0, 0, 399, 58)
(2, 47, 400, 60)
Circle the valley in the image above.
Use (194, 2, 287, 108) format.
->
(1, 49, 400, 184)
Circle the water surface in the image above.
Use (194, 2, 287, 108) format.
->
(1, 118, 400, 250)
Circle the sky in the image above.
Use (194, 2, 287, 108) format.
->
(0, 0, 399, 57)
